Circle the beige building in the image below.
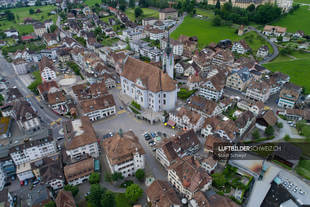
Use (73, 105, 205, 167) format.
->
(168, 156, 212, 199)
(64, 157, 94, 186)
(226, 68, 252, 91)
(33, 22, 47, 37)
(102, 130, 145, 177)
(159, 8, 178, 20)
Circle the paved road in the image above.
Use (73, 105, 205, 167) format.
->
(92, 88, 176, 181)
(0, 53, 62, 125)
(248, 26, 279, 64)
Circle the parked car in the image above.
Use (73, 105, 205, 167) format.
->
(119, 106, 124, 110)
(150, 132, 156, 138)
(145, 136, 151, 141)
(148, 140, 155, 145)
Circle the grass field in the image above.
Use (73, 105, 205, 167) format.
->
(263, 51, 310, 94)
(296, 158, 310, 180)
(0, 5, 56, 34)
(84, 0, 101, 7)
(125, 8, 159, 21)
(171, 9, 272, 51)
(171, 15, 238, 49)
(294, 0, 310, 4)
(272, 6, 310, 34)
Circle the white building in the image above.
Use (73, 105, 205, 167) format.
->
(102, 131, 145, 177)
(39, 56, 56, 82)
(80, 94, 116, 121)
(16, 163, 34, 181)
(64, 157, 94, 186)
(198, 73, 225, 101)
(9, 137, 57, 166)
(169, 107, 205, 132)
(278, 88, 300, 109)
(160, 37, 183, 56)
(63, 117, 99, 160)
(121, 27, 146, 41)
(0, 168, 5, 191)
(121, 57, 177, 112)
(246, 80, 271, 103)
(149, 28, 166, 40)
(168, 156, 212, 199)
(256, 45, 269, 58)
(231, 40, 250, 54)
(4, 29, 18, 37)
(12, 59, 28, 75)
(277, 0, 293, 12)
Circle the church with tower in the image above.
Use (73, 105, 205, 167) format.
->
(162, 35, 175, 80)
(119, 35, 177, 112)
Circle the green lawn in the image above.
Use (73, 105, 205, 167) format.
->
(84, 0, 101, 6)
(294, 0, 310, 4)
(263, 52, 310, 94)
(125, 8, 159, 21)
(236, 31, 273, 54)
(100, 16, 113, 23)
(296, 158, 310, 180)
(171, 12, 272, 51)
(272, 6, 310, 34)
(171, 15, 239, 49)
(114, 193, 131, 207)
(0, 5, 57, 34)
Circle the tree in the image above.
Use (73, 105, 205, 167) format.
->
(215, 0, 221, 9)
(296, 120, 306, 132)
(134, 7, 143, 18)
(283, 134, 290, 141)
(212, 173, 226, 188)
(101, 191, 115, 207)
(0, 94, 4, 106)
(252, 129, 260, 139)
(35, 0, 42, 6)
(119, 4, 126, 11)
(49, 24, 57, 33)
(129, 0, 135, 8)
(104, 172, 112, 182)
(247, 4, 255, 12)
(64, 184, 79, 197)
(44, 201, 56, 207)
(89, 172, 101, 184)
(212, 15, 221, 26)
(276, 122, 283, 129)
(5, 10, 15, 21)
(125, 184, 143, 204)
(135, 169, 145, 181)
(265, 125, 274, 136)
(29, 8, 35, 14)
(112, 172, 123, 181)
(88, 184, 104, 207)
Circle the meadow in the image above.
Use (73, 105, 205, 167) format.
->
(272, 6, 310, 34)
(171, 9, 272, 51)
(263, 51, 310, 94)
(0, 5, 57, 34)
(125, 8, 159, 21)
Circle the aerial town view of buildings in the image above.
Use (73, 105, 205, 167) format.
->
(0, 0, 310, 206)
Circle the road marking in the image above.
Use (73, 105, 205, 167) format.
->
(26, 94, 33, 98)
(116, 86, 121, 89)
(35, 96, 41, 101)
(50, 121, 56, 126)
(117, 110, 126, 115)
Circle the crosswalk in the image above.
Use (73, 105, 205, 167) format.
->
(50, 118, 63, 126)
(117, 110, 126, 115)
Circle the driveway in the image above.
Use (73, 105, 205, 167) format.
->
(247, 26, 279, 64)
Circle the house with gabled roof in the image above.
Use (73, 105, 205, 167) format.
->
(226, 67, 252, 91)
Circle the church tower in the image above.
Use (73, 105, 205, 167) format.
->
(162, 32, 174, 79)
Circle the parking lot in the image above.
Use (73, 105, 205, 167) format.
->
(93, 110, 176, 181)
